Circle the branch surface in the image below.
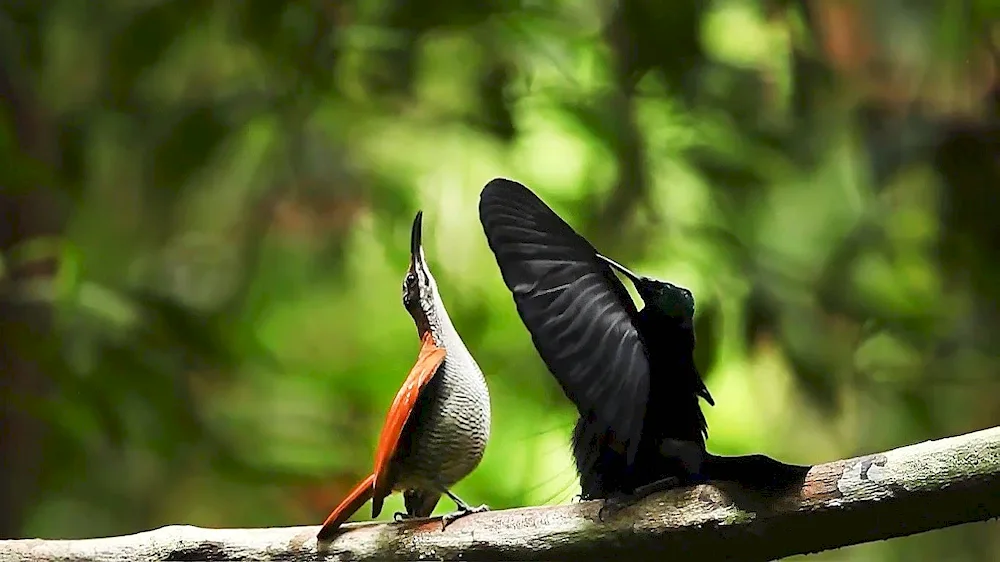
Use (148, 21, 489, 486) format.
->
(4, 426, 999, 562)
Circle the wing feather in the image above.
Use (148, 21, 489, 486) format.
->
(479, 177, 649, 460)
(371, 331, 446, 509)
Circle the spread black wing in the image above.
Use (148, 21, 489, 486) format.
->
(479, 177, 649, 461)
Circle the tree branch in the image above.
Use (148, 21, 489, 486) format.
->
(5, 426, 999, 562)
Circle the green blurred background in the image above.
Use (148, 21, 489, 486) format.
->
(1, 0, 998, 560)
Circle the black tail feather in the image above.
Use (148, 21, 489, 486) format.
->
(702, 453, 811, 492)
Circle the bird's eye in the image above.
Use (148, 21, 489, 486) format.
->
(402, 271, 419, 307)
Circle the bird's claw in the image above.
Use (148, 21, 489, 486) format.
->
(597, 495, 632, 522)
(393, 511, 412, 522)
(440, 504, 489, 531)
(597, 475, 685, 523)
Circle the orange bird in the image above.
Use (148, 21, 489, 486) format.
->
(316, 211, 492, 541)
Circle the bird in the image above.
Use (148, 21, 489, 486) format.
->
(316, 210, 491, 541)
(478, 177, 807, 506)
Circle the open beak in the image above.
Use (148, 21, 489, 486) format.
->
(596, 254, 642, 284)
(410, 210, 425, 271)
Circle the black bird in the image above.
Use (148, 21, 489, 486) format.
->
(478, 177, 807, 504)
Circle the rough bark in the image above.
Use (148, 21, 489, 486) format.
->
(3, 426, 999, 562)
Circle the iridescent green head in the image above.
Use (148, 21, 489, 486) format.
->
(597, 254, 694, 320)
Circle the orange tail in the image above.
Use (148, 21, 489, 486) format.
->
(316, 473, 376, 541)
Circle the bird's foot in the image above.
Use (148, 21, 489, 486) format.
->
(393, 511, 416, 522)
(440, 504, 489, 531)
(597, 476, 683, 522)
(597, 495, 630, 522)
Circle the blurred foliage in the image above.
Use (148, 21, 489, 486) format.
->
(0, 0, 998, 559)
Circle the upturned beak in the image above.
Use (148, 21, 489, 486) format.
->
(410, 210, 425, 271)
(597, 253, 642, 284)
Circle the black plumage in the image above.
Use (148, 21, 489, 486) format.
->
(479, 177, 808, 501)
